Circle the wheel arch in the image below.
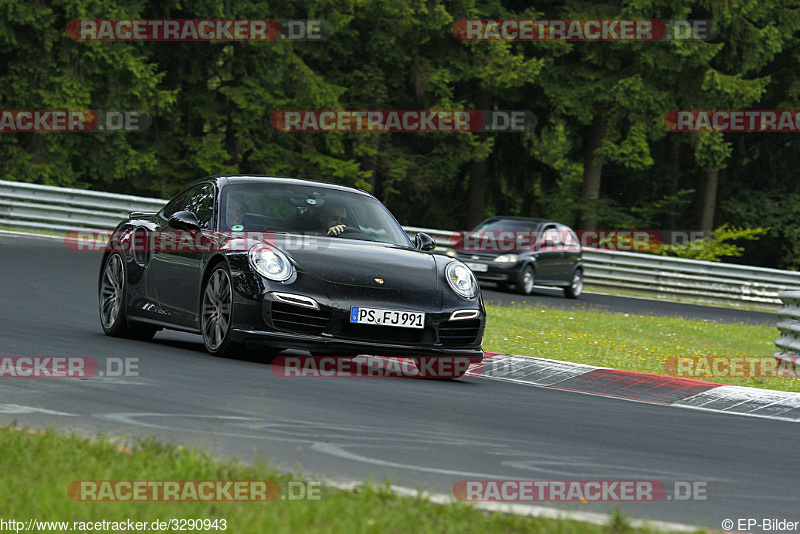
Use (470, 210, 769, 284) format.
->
(198, 253, 232, 314)
(520, 258, 537, 273)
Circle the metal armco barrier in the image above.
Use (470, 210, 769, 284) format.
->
(775, 291, 800, 363)
(0, 180, 166, 233)
(2, 179, 799, 309)
(581, 248, 800, 308)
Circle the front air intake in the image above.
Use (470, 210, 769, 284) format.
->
(269, 301, 329, 335)
(437, 319, 481, 346)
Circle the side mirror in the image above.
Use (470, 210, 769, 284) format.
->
(168, 211, 201, 231)
(414, 232, 436, 251)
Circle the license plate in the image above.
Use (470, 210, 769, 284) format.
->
(350, 307, 424, 329)
(465, 262, 488, 272)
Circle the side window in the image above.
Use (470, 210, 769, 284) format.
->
(541, 225, 560, 247)
(560, 225, 579, 248)
(162, 183, 215, 230)
(162, 189, 191, 219)
(183, 184, 215, 230)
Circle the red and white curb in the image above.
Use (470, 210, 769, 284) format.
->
(475, 353, 800, 422)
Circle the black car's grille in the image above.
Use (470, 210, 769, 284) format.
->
(438, 319, 482, 346)
(456, 251, 499, 261)
(339, 323, 429, 344)
(269, 302, 329, 335)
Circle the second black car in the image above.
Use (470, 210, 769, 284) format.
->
(452, 216, 583, 298)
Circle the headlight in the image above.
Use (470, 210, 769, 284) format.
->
(494, 254, 518, 263)
(248, 244, 293, 282)
(446, 261, 478, 299)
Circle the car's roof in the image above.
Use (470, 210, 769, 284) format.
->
(479, 216, 550, 225)
(211, 175, 372, 197)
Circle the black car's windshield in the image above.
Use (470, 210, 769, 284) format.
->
(219, 183, 411, 246)
(472, 219, 541, 232)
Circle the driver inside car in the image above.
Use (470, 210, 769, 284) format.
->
(286, 200, 348, 236)
(320, 203, 347, 236)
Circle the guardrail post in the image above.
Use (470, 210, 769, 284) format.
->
(774, 290, 800, 365)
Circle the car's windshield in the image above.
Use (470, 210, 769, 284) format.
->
(472, 219, 540, 232)
(219, 182, 411, 246)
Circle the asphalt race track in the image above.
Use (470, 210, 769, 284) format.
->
(0, 232, 795, 529)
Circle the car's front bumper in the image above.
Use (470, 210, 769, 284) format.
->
(229, 281, 485, 360)
(461, 258, 522, 284)
(232, 328, 484, 360)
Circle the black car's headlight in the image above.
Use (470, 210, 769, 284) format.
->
(248, 244, 293, 282)
(494, 253, 518, 263)
(446, 261, 478, 299)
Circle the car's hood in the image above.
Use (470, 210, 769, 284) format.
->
(280, 237, 439, 291)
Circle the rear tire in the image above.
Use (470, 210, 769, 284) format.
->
(564, 268, 583, 299)
(515, 265, 535, 296)
(99, 253, 157, 340)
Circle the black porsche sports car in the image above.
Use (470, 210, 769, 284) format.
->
(99, 176, 485, 374)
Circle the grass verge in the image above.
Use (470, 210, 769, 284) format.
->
(0, 426, 683, 533)
(482, 304, 799, 393)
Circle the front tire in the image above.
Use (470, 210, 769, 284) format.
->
(99, 253, 157, 340)
(201, 263, 241, 357)
(564, 268, 584, 299)
(515, 265, 535, 296)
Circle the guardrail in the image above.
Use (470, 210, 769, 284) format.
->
(2, 180, 799, 309)
(775, 291, 800, 363)
(581, 249, 800, 308)
(0, 180, 166, 233)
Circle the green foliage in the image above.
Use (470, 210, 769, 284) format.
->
(657, 223, 770, 261)
(1, 0, 799, 267)
(693, 131, 732, 170)
(723, 191, 800, 270)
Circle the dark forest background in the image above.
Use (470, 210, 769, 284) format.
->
(2, 0, 799, 267)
